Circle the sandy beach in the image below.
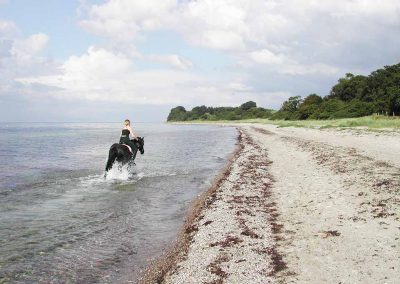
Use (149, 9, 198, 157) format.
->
(140, 125, 400, 284)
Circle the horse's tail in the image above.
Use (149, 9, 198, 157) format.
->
(105, 144, 119, 172)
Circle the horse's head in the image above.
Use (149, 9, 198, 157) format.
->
(135, 137, 144, 154)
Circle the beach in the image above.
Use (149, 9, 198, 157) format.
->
(140, 124, 400, 283)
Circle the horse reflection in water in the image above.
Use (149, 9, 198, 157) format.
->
(105, 137, 144, 176)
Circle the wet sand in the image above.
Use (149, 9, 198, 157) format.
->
(140, 125, 400, 283)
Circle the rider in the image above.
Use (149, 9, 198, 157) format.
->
(119, 119, 138, 154)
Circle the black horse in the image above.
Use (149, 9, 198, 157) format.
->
(105, 137, 144, 174)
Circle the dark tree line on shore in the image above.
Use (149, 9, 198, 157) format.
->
(167, 62, 400, 121)
(167, 101, 274, 121)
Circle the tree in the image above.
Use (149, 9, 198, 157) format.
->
(167, 106, 187, 121)
(280, 96, 302, 112)
(314, 99, 345, 119)
(167, 62, 400, 121)
(240, 101, 257, 110)
(387, 86, 400, 115)
(363, 63, 400, 114)
(328, 73, 367, 102)
(167, 102, 272, 121)
(191, 105, 208, 116)
(298, 94, 323, 119)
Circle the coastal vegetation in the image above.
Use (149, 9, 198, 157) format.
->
(167, 63, 400, 124)
(173, 115, 400, 129)
(167, 101, 274, 122)
(240, 115, 400, 129)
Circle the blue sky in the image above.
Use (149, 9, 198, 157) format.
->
(0, 1, 98, 59)
(0, 0, 399, 122)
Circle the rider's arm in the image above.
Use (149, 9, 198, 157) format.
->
(128, 126, 138, 139)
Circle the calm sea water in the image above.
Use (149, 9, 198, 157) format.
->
(0, 122, 237, 283)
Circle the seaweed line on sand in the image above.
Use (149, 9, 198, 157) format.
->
(138, 128, 244, 284)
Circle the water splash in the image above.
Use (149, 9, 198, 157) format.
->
(104, 163, 134, 181)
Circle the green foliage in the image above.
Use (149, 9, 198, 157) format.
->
(280, 96, 302, 112)
(328, 73, 367, 102)
(298, 94, 322, 119)
(240, 101, 257, 110)
(167, 106, 187, 121)
(272, 62, 400, 120)
(167, 62, 400, 122)
(167, 101, 273, 121)
(312, 99, 346, 119)
(263, 115, 400, 129)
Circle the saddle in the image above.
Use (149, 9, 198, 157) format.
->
(122, 144, 133, 154)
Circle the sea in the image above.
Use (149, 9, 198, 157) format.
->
(0, 122, 237, 283)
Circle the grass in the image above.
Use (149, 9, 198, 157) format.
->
(173, 115, 400, 130)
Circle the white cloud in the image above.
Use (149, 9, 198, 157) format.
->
(147, 54, 193, 70)
(197, 29, 244, 50)
(3, 0, 400, 120)
(281, 62, 339, 76)
(175, 0, 248, 50)
(79, 0, 400, 48)
(79, 0, 176, 42)
(0, 20, 17, 37)
(16, 46, 252, 106)
(25, 33, 49, 52)
(247, 48, 339, 76)
(78, 0, 400, 62)
(74, 0, 400, 105)
(0, 28, 54, 93)
(10, 33, 49, 60)
(17, 47, 133, 100)
(249, 49, 286, 65)
(63, 46, 132, 80)
(227, 82, 251, 92)
(0, 29, 63, 121)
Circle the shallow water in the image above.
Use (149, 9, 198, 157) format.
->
(0, 122, 237, 283)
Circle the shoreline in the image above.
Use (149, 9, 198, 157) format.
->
(138, 128, 244, 283)
(139, 123, 400, 283)
(168, 117, 400, 133)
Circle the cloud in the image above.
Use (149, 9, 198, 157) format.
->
(0, 20, 17, 37)
(147, 54, 193, 70)
(10, 33, 49, 64)
(79, 0, 177, 42)
(16, 46, 253, 106)
(175, 1, 248, 51)
(281, 63, 339, 76)
(0, 21, 18, 61)
(0, 23, 54, 96)
(247, 48, 338, 75)
(249, 49, 286, 65)
(81, 0, 400, 48)
(75, 0, 400, 108)
(17, 47, 134, 100)
(3, 0, 400, 122)
(78, 0, 400, 67)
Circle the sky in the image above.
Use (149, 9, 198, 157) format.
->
(0, 0, 399, 122)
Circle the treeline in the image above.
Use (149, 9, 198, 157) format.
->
(167, 101, 274, 121)
(167, 62, 400, 121)
(272, 63, 400, 120)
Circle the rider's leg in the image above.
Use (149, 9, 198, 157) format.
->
(127, 140, 138, 159)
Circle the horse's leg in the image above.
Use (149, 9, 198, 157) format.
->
(131, 147, 138, 162)
(105, 147, 117, 172)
